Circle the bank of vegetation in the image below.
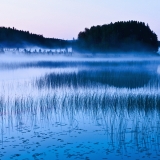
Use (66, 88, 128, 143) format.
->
(0, 21, 159, 54)
(0, 27, 69, 48)
(76, 21, 159, 53)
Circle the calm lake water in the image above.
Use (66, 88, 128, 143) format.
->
(0, 54, 160, 160)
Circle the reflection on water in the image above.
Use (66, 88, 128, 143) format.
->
(0, 57, 160, 159)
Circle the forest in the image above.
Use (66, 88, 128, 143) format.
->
(77, 21, 159, 53)
(0, 21, 159, 53)
(0, 27, 69, 48)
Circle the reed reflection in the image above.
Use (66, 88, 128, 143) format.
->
(0, 60, 160, 159)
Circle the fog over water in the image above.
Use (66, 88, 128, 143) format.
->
(0, 52, 160, 159)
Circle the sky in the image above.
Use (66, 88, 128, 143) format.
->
(0, 0, 160, 40)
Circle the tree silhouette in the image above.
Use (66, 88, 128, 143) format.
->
(0, 27, 69, 48)
(77, 21, 159, 53)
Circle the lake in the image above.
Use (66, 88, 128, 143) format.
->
(0, 54, 160, 160)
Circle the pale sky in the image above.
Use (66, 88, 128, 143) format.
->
(0, 0, 160, 40)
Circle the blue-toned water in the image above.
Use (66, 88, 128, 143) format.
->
(1, 54, 160, 160)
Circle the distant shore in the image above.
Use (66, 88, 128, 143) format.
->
(0, 21, 159, 54)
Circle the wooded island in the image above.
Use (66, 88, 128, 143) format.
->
(77, 21, 158, 53)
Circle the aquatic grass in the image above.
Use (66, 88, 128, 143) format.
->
(0, 88, 160, 124)
(1, 60, 160, 158)
(0, 89, 160, 158)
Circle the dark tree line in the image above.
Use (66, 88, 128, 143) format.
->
(0, 22, 159, 53)
(76, 21, 159, 53)
(0, 27, 69, 48)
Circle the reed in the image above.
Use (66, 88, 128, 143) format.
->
(1, 59, 160, 158)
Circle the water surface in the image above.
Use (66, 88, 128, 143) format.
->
(0, 54, 160, 159)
